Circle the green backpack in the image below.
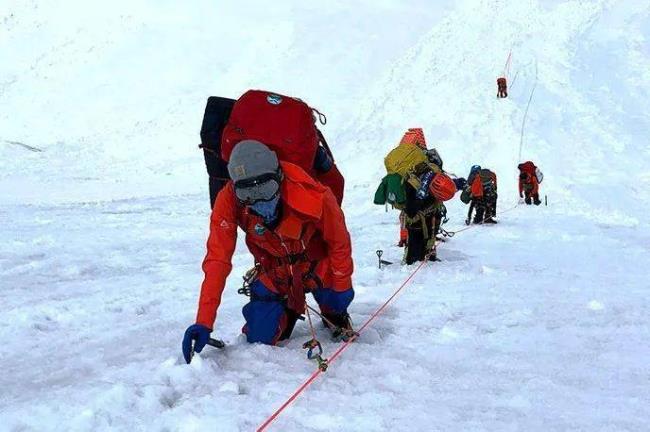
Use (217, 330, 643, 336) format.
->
(374, 173, 407, 209)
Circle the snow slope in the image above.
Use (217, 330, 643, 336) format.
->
(1, 1, 649, 431)
(0, 0, 452, 204)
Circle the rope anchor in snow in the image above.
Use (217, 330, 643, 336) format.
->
(376, 250, 393, 269)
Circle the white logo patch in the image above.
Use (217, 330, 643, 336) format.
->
(267, 93, 283, 105)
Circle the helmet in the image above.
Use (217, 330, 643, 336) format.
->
(228, 140, 282, 204)
(470, 164, 481, 174)
(429, 173, 457, 201)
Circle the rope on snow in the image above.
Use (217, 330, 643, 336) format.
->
(518, 59, 538, 163)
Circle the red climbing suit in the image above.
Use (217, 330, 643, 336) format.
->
(497, 77, 508, 98)
(196, 161, 354, 330)
(518, 161, 540, 196)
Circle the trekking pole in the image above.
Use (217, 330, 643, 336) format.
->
(545, 195, 548, 206)
(465, 201, 475, 225)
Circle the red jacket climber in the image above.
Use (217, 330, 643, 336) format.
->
(464, 165, 498, 224)
(182, 140, 354, 362)
(518, 161, 542, 205)
(497, 77, 508, 98)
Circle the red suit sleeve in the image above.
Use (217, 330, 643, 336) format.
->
(317, 189, 354, 291)
(195, 184, 238, 329)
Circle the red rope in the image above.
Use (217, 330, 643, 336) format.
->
(256, 259, 428, 431)
(503, 50, 513, 78)
(257, 203, 521, 430)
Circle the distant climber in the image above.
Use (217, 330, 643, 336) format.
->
(518, 161, 543, 205)
(402, 169, 457, 263)
(390, 128, 449, 249)
(497, 77, 508, 98)
(460, 165, 498, 224)
(374, 128, 460, 263)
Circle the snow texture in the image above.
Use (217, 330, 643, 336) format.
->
(1, 1, 649, 431)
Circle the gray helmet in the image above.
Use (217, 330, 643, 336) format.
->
(228, 140, 282, 204)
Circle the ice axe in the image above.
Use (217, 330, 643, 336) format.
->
(376, 250, 393, 269)
(207, 338, 225, 349)
(187, 337, 225, 364)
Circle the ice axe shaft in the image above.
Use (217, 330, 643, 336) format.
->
(207, 338, 225, 349)
(465, 200, 475, 225)
(189, 337, 225, 363)
(376, 250, 393, 269)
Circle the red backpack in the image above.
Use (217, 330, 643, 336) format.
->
(221, 90, 344, 203)
(518, 161, 536, 176)
(518, 161, 543, 183)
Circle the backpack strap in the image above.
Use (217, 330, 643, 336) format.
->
(312, 108, 327, 125)
(316, 128, 335, 161)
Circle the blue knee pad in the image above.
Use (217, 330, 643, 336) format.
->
(242, 281, 286, 344)
(313, 287, 354, 314)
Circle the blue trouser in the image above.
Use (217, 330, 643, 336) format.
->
(242, 280, 353, 345)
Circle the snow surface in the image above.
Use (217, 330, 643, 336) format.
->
(1, 1, 650, 431)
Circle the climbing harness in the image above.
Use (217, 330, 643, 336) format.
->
(237, 264, 261, 296)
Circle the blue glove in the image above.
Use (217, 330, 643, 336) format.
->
(182, 324, 211, 364)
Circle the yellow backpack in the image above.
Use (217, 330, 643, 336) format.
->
(384, 144, 428, 177)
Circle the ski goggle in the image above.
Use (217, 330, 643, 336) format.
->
(234, 172, 282, 205)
